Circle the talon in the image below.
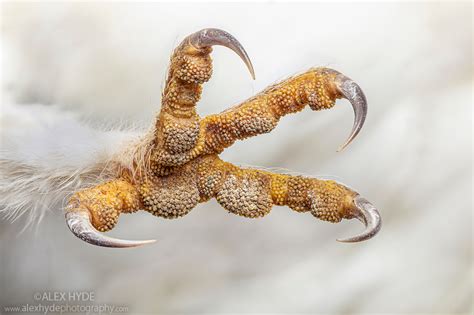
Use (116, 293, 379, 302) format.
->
(60, 30, 380, 248)
(337, 195, 381, 243)
(187, 28, 255, 79)
(333, 73, 368, 151)
(65, 208, 156, 248)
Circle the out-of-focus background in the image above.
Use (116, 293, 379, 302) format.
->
(0, 2, 472, 314)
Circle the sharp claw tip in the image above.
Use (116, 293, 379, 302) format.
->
(336, 138, 352, 152)
(336, 238, 352, 243)
(244, 61, 255, 80)
(126, 239, 157, 248)
(333, 73, 367, 151)
(65, 210, 157, 248)
(336, 145, 346, 153)
(138, 239, 157, 245)
(335, 235, 371, 243)
(336, 196, 382, 243)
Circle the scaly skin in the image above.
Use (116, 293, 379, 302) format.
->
(72, 155, 355, 232)
(66, 29, 374, 243)
(67, 179, 142, 232)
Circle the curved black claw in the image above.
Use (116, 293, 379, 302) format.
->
(187, 28, 255, 79)
(65, 209, 156, 248)
(334, 73, 368, 151)
(337, 195, 382, 243)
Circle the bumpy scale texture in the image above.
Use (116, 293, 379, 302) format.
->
(66, 32, 356, 233)
(68, 180, 141, 232)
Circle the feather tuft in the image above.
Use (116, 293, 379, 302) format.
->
(0, 103, 152, 228)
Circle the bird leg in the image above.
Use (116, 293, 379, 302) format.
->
(160, 28, 254, 117)
(196, 155, 381, 242)
(151, 29, 254, 172)
(65, 154, 380, 247)
(63, 28, 380, 248)
(201, 67, 367, 154)
(65, 179, 156, 248)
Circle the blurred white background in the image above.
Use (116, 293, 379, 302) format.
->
(0, 2, 472, 314)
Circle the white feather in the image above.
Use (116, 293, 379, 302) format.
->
(0, 102, 146, 227)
